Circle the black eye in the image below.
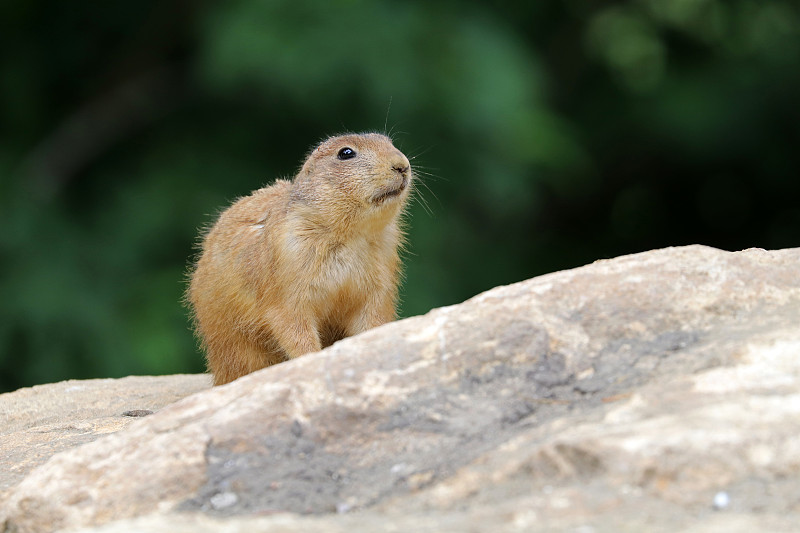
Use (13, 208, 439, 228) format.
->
(337, 147, 356, 160)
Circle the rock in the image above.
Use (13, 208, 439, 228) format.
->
(0, 375, 211, 494)
(1, 245, 799, 532)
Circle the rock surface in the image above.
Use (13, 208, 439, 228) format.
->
(2, 245, 799, 532)
(0, 375, 211, 494)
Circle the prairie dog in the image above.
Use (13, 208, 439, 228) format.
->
(188, 133, 412, 385)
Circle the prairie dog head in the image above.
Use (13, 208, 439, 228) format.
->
(292, 133, 412, 226)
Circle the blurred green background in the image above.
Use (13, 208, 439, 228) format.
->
(1, 0, 798, 393)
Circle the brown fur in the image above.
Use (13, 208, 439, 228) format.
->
(187, 133, 412, 385)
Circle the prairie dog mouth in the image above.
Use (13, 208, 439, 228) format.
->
(371, 175, 409, 204)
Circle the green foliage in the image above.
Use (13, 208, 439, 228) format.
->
(1, 0, 798, 392)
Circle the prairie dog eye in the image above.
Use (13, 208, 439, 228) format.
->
(337, 147, 356, 160)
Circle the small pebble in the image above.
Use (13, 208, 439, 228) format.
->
(121, 409, 153, 417)
(390, 462, 408, 474)
(291, 419, 303, 437)
(209, 491, 238, 510)
(712, 491, 730, 510)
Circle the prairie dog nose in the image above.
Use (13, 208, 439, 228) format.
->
(391, 153, 410, 176)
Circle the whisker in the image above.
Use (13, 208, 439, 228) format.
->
(413, 179, 439, 216)
(411, 168, 447, 182)
(384, 96, 392, 135)
(407, 145, 435, 161)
